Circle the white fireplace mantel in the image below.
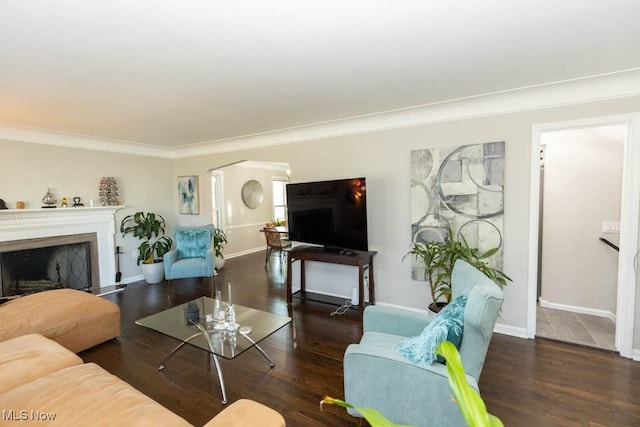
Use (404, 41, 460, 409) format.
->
(0, 206, 125, 288)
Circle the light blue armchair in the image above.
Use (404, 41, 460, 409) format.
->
(343, 260, 504, 427)
(163, 224, 215, 286)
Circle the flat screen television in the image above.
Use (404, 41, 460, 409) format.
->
(286, 177, 368, 252)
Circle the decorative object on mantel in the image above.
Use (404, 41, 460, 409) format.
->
(42, 188, 57, 208)
(99, 177, 119, 206)
(16, 201, 25, 209)
(72, 197, 84, 207)
(0, 199, 7, 210)
(61, 197, 68, 208)
(241, 179, 264, 209)
(177, 175, 199, 215)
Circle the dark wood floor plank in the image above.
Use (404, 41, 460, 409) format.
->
(80, 251, 640, 426)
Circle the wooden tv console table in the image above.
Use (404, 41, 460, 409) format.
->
(286, 245, 376, 316)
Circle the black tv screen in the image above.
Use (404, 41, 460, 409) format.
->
(286, 177, 368, 251)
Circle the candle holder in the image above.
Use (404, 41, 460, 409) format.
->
(213, 290, 227, 330)
(225, 304, 239, 332)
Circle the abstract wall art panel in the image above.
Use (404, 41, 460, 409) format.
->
(410, 142, 505, 281)
(178, 175, 199, 215)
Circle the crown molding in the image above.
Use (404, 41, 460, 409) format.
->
(175, 68, 640, 158)
(234, 160, 290, 172)
(0, 124, 175, 159)
(2, 69, 640, 159)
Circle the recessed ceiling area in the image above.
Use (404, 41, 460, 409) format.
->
(1, 1, 640, 152)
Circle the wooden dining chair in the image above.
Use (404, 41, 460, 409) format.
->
(263, 228, 292, 267)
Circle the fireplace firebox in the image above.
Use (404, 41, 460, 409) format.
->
(0, 233, 99, 297)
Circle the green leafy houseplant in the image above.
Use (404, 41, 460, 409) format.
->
(120, 212, 173, 264)
(320, 341, 503, 427)
(436, 341, 503, 426)
(212, 227, 227, 259)
(404, 227, 511, 312)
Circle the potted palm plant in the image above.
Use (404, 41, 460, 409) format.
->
(213, 227, 227, 270)
(404, 238, 450, 313)
(404, 226, 511, 313)
(120, 212, 173, 284)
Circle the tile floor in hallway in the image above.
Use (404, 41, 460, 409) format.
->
(536, 305, 616, 351)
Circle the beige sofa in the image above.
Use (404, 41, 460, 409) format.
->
(0, 289, 286, 426)
(0, 334, 285, 426)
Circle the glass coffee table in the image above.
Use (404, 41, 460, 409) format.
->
(136, 296, 292, 404)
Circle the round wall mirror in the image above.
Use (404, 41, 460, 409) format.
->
(241, 180, 264, 209)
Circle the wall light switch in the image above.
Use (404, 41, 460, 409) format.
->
(602, 221, 621, 234)
(132, 248, 139, 259)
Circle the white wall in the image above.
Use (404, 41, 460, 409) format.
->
(541, 128, 623, 315)
(172, 94, 640, 340)
(220, 163, 289, 256)
(2, 94, 640, 349)
(0, 139, 175, 282)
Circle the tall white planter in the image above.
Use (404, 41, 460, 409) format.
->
(215, 255, 225, 271)
(141, 262, 165, 284)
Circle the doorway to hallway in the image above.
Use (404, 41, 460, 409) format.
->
(535, 125, 624, 351)
(528, 113, 640, 359)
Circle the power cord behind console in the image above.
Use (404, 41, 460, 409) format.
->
(330, 300, 356, 316)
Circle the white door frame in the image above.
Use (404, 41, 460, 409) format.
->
(528, 113, 640, 359)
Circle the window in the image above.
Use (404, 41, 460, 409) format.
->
(272, 177, 288, 222)
(211, 172, 223, 227)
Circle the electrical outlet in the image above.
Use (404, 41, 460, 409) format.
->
(602, 221, 621, 234)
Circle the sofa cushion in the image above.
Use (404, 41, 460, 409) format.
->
(0, 289, 120, 353)
(176, 229, 212, 259)
(395, 295, 467, 366)
(359, 331, 406, 349)
(0, 363, 191, 426)
(169, 257, 212, 278)
(0, 333, 83, 394)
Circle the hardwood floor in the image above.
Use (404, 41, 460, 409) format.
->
(81, 251, 640, 426)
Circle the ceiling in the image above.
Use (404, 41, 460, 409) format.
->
(1, 1, 640, 154)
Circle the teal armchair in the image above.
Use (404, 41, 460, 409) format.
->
(163, 224, 215, 286)
(343, 260, 504, 427)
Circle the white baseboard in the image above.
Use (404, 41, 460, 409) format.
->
(494, 323, 528, 339)
(118, 274, 144, 285)
(96, 287, 125, 297)
(225, 246, 267, 259)
(538, 298, 616, 322)
(633, 348, 640, 362)
(301, 287, 368, 304)
(361, 302, 530, 338)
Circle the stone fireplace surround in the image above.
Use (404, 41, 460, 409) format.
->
(0, 207, 124, 290)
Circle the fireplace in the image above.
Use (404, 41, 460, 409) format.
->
(0, 233, 99, 297)
(0, 206, 123, 292)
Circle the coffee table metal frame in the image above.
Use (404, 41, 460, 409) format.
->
(136, 297, 291, 404)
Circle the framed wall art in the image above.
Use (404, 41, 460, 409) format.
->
(177, 175, 199, 215)
(410, 141, 505, 280)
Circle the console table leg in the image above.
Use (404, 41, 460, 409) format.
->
(369, 259, 375, 305)
(358, 262, 365, 317)
(286, 253, 293, 305)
